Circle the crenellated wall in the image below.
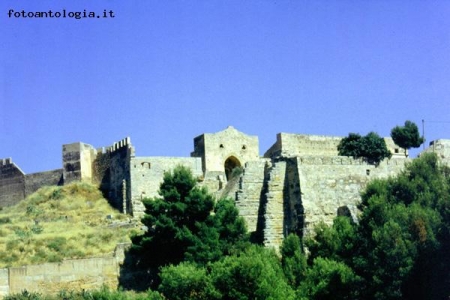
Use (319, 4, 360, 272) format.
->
(106, 137, 133, 213)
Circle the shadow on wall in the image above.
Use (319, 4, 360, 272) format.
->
(252, 165, 268, 244)
(118, 247, 159, 292)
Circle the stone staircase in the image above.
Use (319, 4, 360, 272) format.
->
(235, 160, 269, 233)
(263, 161, 287, 251)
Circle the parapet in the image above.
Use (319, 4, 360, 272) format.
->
(0, 158, 12, 166)
(422, 139, 450, 161)
(107, 137, 132, 153)
(265, 133, 406, 159)
(265, 133, 342, 158)
(0, 158, 25, 175)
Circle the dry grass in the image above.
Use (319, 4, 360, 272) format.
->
(0, 182, 137, 268)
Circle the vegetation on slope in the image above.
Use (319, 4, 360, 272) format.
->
(0, 182, 134, 268)
(4, 286, 163, 300)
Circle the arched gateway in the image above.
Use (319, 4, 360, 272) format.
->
(224, 156, 241, 180)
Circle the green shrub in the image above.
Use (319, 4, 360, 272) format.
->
(3, 290, 44, 300)
(31, 224, 43, 234)
(0, 217, 11, 224)
(50, 189, 63, 200)
(47, 237, 67, 252)
(14, 228, 31, 240)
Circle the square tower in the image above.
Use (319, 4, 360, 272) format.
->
(191, 126, 259, 179)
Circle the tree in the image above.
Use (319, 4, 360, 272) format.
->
(354, 153, 448, 299)
(391, 120, 424, 156)
(305, 216, 357, 266)
(131, 165, 247, 270)
(337, 133, 363, 158)
(280, 234, 307, 289)
(338, 132, 391, 165)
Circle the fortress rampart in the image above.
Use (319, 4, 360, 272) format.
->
(1, 127, 445, 251)
(0, 158, 25, 207)
(264, 133, 407, 158)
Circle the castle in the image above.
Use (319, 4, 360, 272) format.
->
(1, 126, 449, 249)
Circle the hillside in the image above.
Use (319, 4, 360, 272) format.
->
(0, 182, 136, 268)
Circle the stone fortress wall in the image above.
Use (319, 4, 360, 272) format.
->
(0, 243, 129, 298)
(0, 158, 63, 208)
(264, 132, 407, 158)
(0, 126, 446, 252)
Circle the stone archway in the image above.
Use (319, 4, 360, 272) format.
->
(224, 156, 241, 181)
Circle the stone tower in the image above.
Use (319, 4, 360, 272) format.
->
(191, 126, 259, 180)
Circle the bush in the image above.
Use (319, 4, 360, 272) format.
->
(3, 290, 44, 300)
(210, 245, 295, 300)
(298, 258, 360, 300)
(159, 262, 220, 300)
(0, 217, 11, 224)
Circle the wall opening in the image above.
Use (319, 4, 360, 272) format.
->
(224, 156, 241, 181)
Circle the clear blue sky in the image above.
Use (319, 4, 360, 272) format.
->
(1, 1, 450, 173)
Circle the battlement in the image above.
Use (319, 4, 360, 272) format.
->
(0, 158, 12, 166)
(0, 158, 25, 175)
(107, 137, 132, 153)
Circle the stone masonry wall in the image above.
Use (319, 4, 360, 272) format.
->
(0, 268, 8, 296)
(265, 133, 342, 158)
(265, 133, 407, 158)
(62, 143, 97, 184)
(24, 169, 63, 197)
(0, 243, 129, 298)
(0, 158, 25, 208)
(129, 157, 203, 217)
(107, 138, 133, 213)
(296, 156, 408, 235)
(8, 257, 118, 295)
(422, 139, 450, 164)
